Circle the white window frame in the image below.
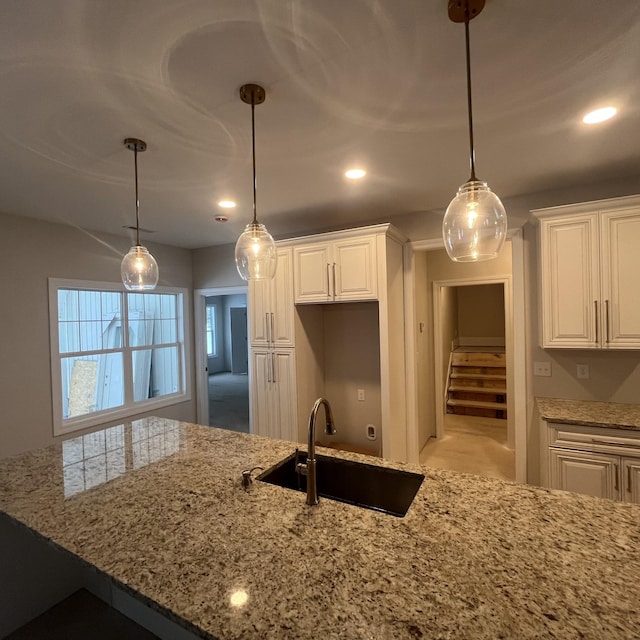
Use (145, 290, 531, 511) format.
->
(49, 278, 191, 436)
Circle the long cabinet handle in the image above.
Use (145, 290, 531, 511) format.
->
(265, 313, 270, 344)
(605, 299, 610, 344)
(270, 313, 275, 346)
(594, 300, 598, 344)
(628, 466, 632, 493)
(266, 353, 271, 383)
(271, 352, 276, 383)
(332, 263, 337, 300)
(326, 263, 331, 299)
(614, 464, 619, 492)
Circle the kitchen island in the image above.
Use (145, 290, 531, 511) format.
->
(1, 417, 639, 639)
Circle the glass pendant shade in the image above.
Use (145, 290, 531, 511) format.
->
(121, 245, 159, 290)
(235, 222, 277, 281)
(442, 180, 507, 262)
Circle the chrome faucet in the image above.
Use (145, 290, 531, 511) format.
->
(296, 397, 336, 505)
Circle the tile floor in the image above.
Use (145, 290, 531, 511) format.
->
(419, 414, 515, 481)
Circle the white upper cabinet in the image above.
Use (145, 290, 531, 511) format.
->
(248, 247, 295, 348)
(533, 195, 640, 349)
(294, 234, 377, 303)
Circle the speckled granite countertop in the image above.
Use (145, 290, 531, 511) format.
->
(537, 397, 640, 430)
(2, 417, 640, 639)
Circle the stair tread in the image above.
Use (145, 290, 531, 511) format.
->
(449, 385, 507, 394)
(450, 372, 506, 380)
(447, 398, 507, 410)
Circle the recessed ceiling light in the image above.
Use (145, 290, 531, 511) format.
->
(582, 106, 617, 124)
(218, 200, 236, 208)
(215, 215, 228, 222)
(345, 168, 366, 180)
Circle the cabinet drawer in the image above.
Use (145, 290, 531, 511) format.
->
(549, 423, 640, 455)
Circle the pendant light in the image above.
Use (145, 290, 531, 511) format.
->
(442, 0, 507, 262)
(120, 138, 159, 290)
(234, 84, 277, 281)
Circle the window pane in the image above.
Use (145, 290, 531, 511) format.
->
(206, 305, 217, 356)
(59, 321, 80, 353)
(132, 347, 179, 402)
(159, 319, 177, 344)
(61, 353, 124, 418)
(58, 290, 122, 353)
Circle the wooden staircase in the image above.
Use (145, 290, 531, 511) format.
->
(446, 348, 507, 419)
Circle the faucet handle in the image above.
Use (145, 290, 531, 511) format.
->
(241, 466, 264, 491)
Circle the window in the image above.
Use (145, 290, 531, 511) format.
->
(206, 305, 217, 357)
(49, 279, 190, 435)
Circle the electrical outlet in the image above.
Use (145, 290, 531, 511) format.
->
(533, 361, 552, 377)
(577, 364, 589, 379)
(357, 388, 365, 401)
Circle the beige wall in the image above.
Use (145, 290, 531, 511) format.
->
(315, 303, 383, 453)
(192, 242, 245, 289)
(457, 284, 505, 340)
(0, 212, 195, 458)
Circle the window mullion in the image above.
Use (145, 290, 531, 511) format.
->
(122, 292, 134, 407)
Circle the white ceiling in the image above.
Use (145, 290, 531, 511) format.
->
(1, 0, 639, 249)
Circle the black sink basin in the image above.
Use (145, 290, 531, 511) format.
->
(258, 451, 424, 517)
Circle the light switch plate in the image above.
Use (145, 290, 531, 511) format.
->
(534, 361, 552, 377)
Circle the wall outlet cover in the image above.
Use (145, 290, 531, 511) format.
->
(533, 361, 552, 377)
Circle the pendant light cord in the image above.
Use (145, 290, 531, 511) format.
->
(251, 93, 258, 226)
(464, 13, 477, 182)
(134, 146, 141, 246)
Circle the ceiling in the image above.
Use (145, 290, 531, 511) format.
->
(1, 0, 639, 249)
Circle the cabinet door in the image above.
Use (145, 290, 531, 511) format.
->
(333, 236, 377, 301)
(622, 457, 640, 504)
(250, 350, 272, 437)
(539, 215, 600, 348)
(271, 350, 298, 443)
(294, 243, 331, 303)
(549, 448, 620, 499)
(248, 279, 270, 347)
(600, 209, 640, 348)
(271, 248, 295, 347)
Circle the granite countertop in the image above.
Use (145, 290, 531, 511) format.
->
(537, 397, 640, 430)
(2, 417, 640, 639)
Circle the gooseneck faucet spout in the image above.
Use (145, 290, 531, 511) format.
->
(297, 397, 336, 505)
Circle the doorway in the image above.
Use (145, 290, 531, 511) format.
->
(404, 231, 527, 483)
(423, 282, 515, 481)
(194, 287, 250, 433)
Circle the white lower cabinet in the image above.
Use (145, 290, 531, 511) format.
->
(623, 457, 640, 503)
(250, 349, 297, 442)
(546, 422, 640, 504)
(550, 449, 620, 500)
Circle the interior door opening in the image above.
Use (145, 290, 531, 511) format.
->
(423, 282, 515, 481)
(195, 288, 250, 433)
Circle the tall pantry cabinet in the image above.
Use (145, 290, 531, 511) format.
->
(248, 247, 297, 441)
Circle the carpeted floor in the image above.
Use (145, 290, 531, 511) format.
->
(208, 372, 250, 433)
(419, 414, 515, 481)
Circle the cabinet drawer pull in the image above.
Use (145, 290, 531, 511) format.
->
(594, 300, 598, 344)
(605, 299, 610, 343)
(614, 463, 619, 492)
